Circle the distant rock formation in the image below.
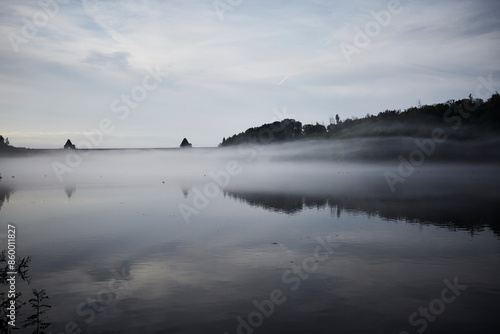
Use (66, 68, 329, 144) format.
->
(180, 138, 192, 148)
(64, 139, 76, 149)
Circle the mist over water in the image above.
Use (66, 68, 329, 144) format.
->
(2, 145, 500, 233)
(2, 144, 499, 205)
(1, 145, 500, 333)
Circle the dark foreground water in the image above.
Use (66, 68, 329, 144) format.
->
(1, 148, 499, 334)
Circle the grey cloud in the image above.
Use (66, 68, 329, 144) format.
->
(83, 51, 131, 69)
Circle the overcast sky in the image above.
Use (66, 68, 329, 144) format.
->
(1, 0, 499, 148)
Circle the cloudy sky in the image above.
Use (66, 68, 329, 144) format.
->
(0, 0, 499, 148)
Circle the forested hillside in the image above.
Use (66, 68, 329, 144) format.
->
(220, 94, 500, 147)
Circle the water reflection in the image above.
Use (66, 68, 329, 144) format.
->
(64, 184, 76, 199)
(223, 190, 500, 237)
(0, 156, 499, 333)
(225, 192, 305, 214)
(180, 186, 189, 198)
(0, 184, 14, 211)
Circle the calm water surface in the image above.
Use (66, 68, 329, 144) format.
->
(0, 149, 499, 334)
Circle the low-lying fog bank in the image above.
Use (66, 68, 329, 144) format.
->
(1, 142, 499, 241)
(0, 142, 498, 197)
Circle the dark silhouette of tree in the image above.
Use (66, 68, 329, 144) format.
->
(219, 119, 302, 146)
(23, 289, 51, 334)
(302, 123, 326, 136)
(219, 94, 500, 147)
(1, 251, 32, 333)
(0, 136, 10, 146)
(0, 251, 31, 285)
(0, 135, 11, 149)
(1, 251, 53, 334)
(0, 135, 21, 153)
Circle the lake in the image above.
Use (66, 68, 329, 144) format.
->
(1, 147, 499, 334)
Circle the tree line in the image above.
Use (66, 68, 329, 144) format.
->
(219, 93, 500, 146)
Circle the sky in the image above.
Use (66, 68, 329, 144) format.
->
(0, 0, 499, 149)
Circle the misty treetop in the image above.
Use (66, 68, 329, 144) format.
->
(220, 119, 304, 146)
(219, 93, 500, 146)
(0, 135, 18, 153)
(0, 135, 10, 148)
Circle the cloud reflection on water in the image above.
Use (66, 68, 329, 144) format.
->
(1, 147, 500, 333)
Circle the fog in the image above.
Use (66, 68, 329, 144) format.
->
(3, 141, 498, 242)
(2, 144, 500, 334)
(1, 142, 499, 201)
